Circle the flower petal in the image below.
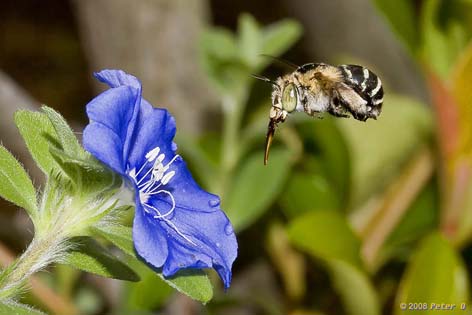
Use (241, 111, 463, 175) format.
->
(126, 101, 177, 170)
(83, 122, 126, 175)
(94, 69, 142, 90)
(84, 69, 239, 289)
(133, 199, 169, 268)
(86, 70, 143, 170)
(166, 158, 222, 213)
(143, 191, 237, 289)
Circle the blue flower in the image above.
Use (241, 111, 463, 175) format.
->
(83, 69, 237, 288)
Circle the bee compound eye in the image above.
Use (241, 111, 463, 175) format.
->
(282, 83, 297, 112)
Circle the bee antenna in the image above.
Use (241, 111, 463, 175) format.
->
(251, 74, 278, 87)
(259, 54, 298, 69)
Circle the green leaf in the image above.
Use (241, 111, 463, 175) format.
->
(0, 146, 37, 217)
(280, 172, 340, 219)
(94, 226, 214, 303)
(288, 211, 379, 315)
(258, 19, 302, 70)
(124, 262, 174, 310)
(200, 28, 237, 61)
(395, 232, 469, 315)
(372, 0, 418, 53)
(238, 14, 261, 68)
(93, 225, 134, 257)
(41, 106, 82, 157)
(381, 184, 438, 261)
(224, 148, 292, 231)
(159, 269, 213, 304)
(0, 300, 46, 315)
(199, 28, 245, 93)
(288, 210, 362, 268)
(298, 117, 351, 205)
(420, 0, 472, 78)
(14, 110, 60, 174)
(65, 237, 139, 282)
(327, 260, 380, 315)
(49, 147, 119, 194)
(336, 94, 432, 207)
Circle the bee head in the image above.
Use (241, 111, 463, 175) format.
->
(264, 82, 299, 165)
(252, 74, 300, 165)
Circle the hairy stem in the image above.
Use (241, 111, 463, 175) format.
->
(0, 228, 68, 300)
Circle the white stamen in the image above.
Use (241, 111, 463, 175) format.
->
(128, 168, 136, 179)
(145, 147, 161, 161)
(161, 171, 175, 185)
(130, 146, 195, 246)
(147, 191, 175, 218)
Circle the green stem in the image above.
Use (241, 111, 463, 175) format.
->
(0, 230, 67, 300)
(217, 90, 248, 199)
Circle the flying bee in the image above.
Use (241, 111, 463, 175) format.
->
(256, 62, 384, 165)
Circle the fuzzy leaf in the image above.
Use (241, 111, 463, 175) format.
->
(14, 110, 60, 175)
(93, 225, 135, 257)
(49, 147, 119, 194)
(159, 269, 213, 304)
(42, 106, 83, 157)
(0, 146, 37, 217)
(0, 300, 46, 315)
(225, 148, 292, 231)
(395, 233, 469, 315)
(65, 237, 139, 281)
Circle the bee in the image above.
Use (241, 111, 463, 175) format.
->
(256, 62, 384, 165)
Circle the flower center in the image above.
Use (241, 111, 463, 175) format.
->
(128, 146, 196, 246)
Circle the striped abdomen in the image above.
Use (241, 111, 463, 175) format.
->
(339, 64, 383, 118)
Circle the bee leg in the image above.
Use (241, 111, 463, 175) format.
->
(328, 108, 350, 118)
(302, 98, 314, 116)
(350, 110, 368, 122)
(329, 96, 350, 118)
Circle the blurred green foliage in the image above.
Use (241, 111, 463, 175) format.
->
(115, 3, 472, 314)
(4, 1, 472, 313)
